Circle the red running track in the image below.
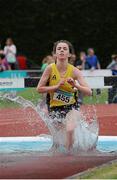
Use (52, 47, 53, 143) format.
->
(0, 104, 117, 136)
(0, 104, 117, 179)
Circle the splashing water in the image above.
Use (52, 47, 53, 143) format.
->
(0, 91, 99, 154)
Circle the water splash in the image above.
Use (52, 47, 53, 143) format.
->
(0, 92, 99, 154)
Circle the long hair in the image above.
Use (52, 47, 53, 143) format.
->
(52, 40, 75, 55)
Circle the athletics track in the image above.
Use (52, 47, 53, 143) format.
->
(0, 104, 117, 178)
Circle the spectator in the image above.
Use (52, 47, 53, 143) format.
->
(0, 54, 10, 71)
(41, 55, 55, 72)
(75, 51, 86, 70)
(107, 54, 117, 74)
(85, 48, 101, 70)
(4, 38, 17, 70)
(17, 54, 28, 70)
(69, 54, 76, 65)
(85, 48, 101, 95)
(106, 54, 117, 103)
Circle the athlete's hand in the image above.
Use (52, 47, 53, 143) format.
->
(57, 79, 65, 88)
(67, 77, 76, 87)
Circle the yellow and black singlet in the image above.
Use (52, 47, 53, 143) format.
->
(49, 63, 76, 107)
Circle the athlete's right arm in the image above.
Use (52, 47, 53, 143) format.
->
(37, 65, 65, 93)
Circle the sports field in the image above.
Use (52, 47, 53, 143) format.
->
(0, 88, 117, 178)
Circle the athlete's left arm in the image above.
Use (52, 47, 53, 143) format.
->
(67, 67, 92, 96)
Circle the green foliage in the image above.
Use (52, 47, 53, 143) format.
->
(0, 0, 117, 67)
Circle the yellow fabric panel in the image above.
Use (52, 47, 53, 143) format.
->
(49, 63, 76, 107)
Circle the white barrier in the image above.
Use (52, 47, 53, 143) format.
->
(81, 70, 112, 89)
(0, 78, 24, 89)
(0, 70, 113, 90)
(84, 77, 111, 89)
(82, 69, 112, 77)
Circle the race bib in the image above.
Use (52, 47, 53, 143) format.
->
(53, 89, 73, 104)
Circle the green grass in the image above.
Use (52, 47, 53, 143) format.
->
(83, 89, 108, 104)
(0, 88, 108, 108)
(0, 88, 41, 108)
(19, 88, 41, 104)
(77, 161, 117, 179)
(0, 101, 19, 108)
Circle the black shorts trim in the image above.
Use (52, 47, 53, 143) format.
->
(49, 102, 80, 119)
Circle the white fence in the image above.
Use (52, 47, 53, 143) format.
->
(0, 69, 113, 90)
(82, 70, 112, 89)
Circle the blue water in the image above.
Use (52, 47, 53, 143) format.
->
(0, 141, 52, 153)
(0, 137, 117, 153)
(97, 141, 117, 152)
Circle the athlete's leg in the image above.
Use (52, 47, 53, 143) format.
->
(65, 109, 79, 150)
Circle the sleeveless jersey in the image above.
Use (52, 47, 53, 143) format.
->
(49, 63, 76, 107)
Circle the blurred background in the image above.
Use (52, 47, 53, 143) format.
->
(0, 0, 117, 68)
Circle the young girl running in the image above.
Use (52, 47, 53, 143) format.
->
(37, 40, 93, 152)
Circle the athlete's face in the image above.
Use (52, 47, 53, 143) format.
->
(55, 42, 70, 61)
